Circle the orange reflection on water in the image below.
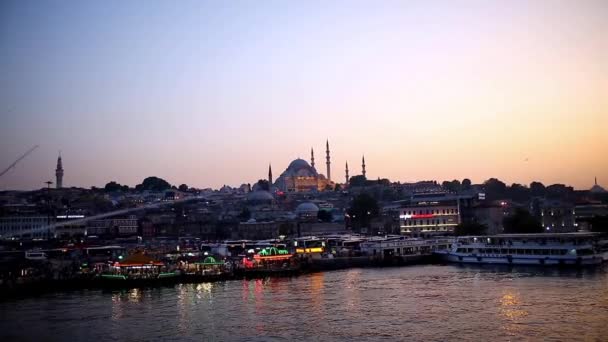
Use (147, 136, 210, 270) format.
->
(500, 292, 528, 319)
(309, 272, 325, 319)
(500, 290, 529, 335)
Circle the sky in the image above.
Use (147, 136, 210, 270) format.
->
(1, 0, 607, 191)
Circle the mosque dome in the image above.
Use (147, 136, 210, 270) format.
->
(246, 190, 274, 203)
(295, 202, 319, 214)
(590, 178, 606, 193)
(284, 158, 318, 177)
(288, 158, 311, 170)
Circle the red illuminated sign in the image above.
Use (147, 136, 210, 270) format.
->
(412, 214, 434, 219)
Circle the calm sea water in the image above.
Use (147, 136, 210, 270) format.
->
(1, 265, 608, 341)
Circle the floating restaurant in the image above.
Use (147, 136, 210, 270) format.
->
(101, 253, 177, 280)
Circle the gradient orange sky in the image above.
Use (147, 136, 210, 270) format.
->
(1, 1, 606, 190)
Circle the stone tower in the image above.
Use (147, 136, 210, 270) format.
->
(345, 161, 349, 185)
(55, 153, 64, 189)
(362, 155, 366, 178)
(268, 164, 273, 186)
(326, 139, 331, 181)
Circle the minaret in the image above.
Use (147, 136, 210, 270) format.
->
(311, 148, 315, 169)
(268, 164, 273, 186)
(326, 139, 331, 181)
(362, 155, 366, 178)
(55, 153, 64, 189)
(345, 161, 349, 185)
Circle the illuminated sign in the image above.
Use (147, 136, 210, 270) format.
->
(258, 247, 289, 256)
(295, 247, 323, 254)
(400, 214, 435, 219)
(56, 215, 85, 219)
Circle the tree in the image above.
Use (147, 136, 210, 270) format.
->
(530, 181, 546, 197)
(317, 209, 333, 222)
(348, 193, 379, 229)
(503, 208, 543, 234)
(462, 178, 472, 190)
(135, 177, 171, 192)
(508, 183, 530, 202)
(324, 184, 334, 191)
(334, 184, 342, 192)
(104, 181, 123, 192)
(484, 178, 507, 200)
(178, 184, 189, 192)
(256, 179, 270, 191)
(454, 222, 488, 236)
(442, 180, 461, 193)
(546, 184, 574, 200)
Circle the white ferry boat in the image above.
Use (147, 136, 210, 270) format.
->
(438, 233, 608, 266)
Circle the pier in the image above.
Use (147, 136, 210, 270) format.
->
(0, 236, 454, 299)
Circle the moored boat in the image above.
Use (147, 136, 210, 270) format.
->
(437, 232, 608, 266)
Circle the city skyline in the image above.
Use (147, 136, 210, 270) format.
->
(1, 1, 607, 190)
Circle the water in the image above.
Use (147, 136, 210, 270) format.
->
(2, 265, 608, 341)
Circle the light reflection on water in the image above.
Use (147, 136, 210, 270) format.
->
(2, 265, 608, 341)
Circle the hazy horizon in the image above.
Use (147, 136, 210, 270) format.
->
(1, 1, 607, 191)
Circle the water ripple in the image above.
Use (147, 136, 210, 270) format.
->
(2, 265, 608, 341)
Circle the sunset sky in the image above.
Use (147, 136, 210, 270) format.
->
(1, 0, 606, 190)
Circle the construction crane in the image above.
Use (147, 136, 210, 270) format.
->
(0, 145, 39, 178)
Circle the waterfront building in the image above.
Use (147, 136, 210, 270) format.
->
(86, 215, 138, 236)
(298, 222, 349, 235)
(237, 221, 281, 240)
(0, 216, 52, 239)
(538, 199, 576, 233)
(140, 218, 156, 238)
(469, 199, 521, 235)
(574, 200, 608, 231)
(393, 193, 475, 236)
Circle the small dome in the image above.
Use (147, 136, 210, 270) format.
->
(247, 190, 274, 203)
(295, 202, 319, 214)
(590, 185, 606, 193)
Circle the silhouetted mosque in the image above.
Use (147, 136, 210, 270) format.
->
(269, 140, 366, 192)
